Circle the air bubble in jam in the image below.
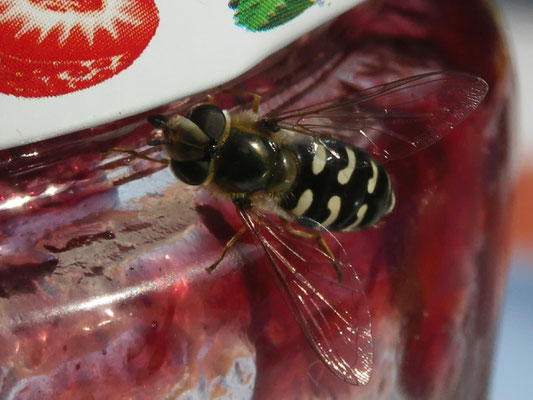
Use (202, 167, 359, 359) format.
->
(0, 0, 514, 399)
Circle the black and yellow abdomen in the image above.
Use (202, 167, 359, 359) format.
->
(279, 138, 395, 231)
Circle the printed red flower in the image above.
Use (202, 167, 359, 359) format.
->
(0, 0, 159, 98)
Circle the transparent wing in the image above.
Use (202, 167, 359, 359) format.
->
(269, 71, 488, 162)
(238, 207, 373, 385)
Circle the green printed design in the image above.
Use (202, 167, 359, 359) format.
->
(229, 0, 317, 31)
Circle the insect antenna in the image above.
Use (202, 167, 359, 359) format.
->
(147, 114, 168, 129)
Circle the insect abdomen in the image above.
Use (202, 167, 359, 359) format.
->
(279, 138, 394, 231)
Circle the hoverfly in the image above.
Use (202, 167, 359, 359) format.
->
(110, 71, 488, 385)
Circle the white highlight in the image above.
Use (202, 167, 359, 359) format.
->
(367, 160, 378, 194)
(44, 185, 59, 196)
(337, 147, 355, 185)
(343, 204, 368, 231)
(322, 196, 341, 227)
(0, 195, 31, 211)
(291, 189, 313, 216)
(312, 144, 327, 175)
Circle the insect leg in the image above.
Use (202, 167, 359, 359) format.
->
(284, 225, 343, 284)
(221, 89, 262, 113)
(205, 226, 247, 273)
(103, 148, 169, 165)
(252, 93, 262, 113)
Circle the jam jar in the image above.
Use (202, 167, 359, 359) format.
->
(0, 0, 514, 399)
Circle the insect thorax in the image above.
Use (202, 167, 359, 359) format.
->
(212, 127, 280, 194)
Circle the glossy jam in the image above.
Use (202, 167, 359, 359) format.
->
(0, 1, 514, 399)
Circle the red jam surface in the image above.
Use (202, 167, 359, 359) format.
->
(0, 1, 514, 399)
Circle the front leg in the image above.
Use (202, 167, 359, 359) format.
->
(205, 197, 253, 274)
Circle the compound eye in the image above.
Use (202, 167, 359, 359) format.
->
(170, 159, 209, 185)
(188, 104, 226, 140)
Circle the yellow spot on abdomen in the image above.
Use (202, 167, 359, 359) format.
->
(322, 196, 341, 227)
(291, 189, 313, 217)
(312, 145, 327, 175)
(367, 160, 378, 194)
(342, 204, 368, 231)
(337, 147, 356, 185)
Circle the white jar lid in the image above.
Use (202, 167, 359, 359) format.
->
(0, 0, 362, 150)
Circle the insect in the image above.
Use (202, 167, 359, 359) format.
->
(110, 71, 488, 385)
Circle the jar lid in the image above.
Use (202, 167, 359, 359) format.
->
(0, 0, 362, 150)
